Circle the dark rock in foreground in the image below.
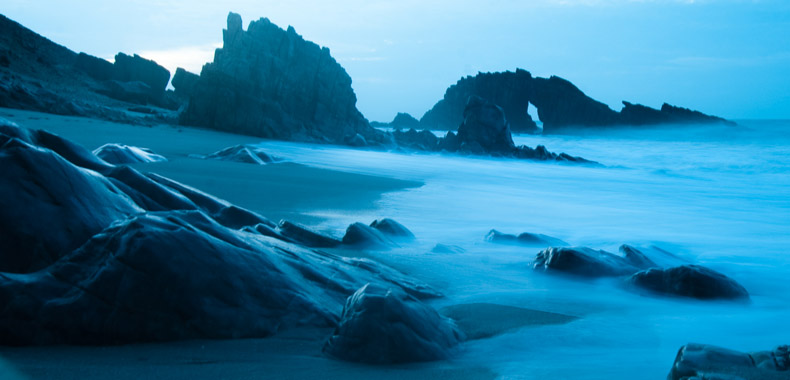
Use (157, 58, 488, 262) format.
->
(533, 247, 639, 277)
(0, 120, 442, 346)
(181, 12, 386, 146)
(370, 218, 415, 240)
(93, 143, 167, 165)
(342, 222, 397, 249)
(323, 283, 464, 364)
(668, 343, 788, 380)
(204, 144, 276, 165)
(486, 229, 568, 247)
(628, 265, 750, 301)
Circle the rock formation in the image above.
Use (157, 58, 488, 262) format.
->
(418, 70, 735, 134)
(628, 265, 750, 301)
(533, 247, 639, 277)
(180, 12, 386, 146)
(389, 112, 421, 130)
(203, 144, 277, 165)
(93, 143, 167, 165)
(171, 67, 200, 98)
(322, 283, 464, 364)
(668, 343, 788, 380)
(485, 229, 568, 247)
(0, 119, 443, 346)
(342, 222, 398, 249)
(370, 218, 415, 240)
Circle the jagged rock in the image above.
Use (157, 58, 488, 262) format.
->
(93, 143, 167, 165)
(112, 53, 170, 95)
(278, 220, 342, 248)
(420, 69, 538, 133)
(204, 144, 276, 165)
(486, 229, 568, 247)
(342, 222, 397, 249)
(98, 80, 156, 106)
(392, 128, 439, 151)
(628, 265, 749, 301)
(390, 112, 420, 130)
(418, 70, 734, 135)
(106, 165, 198, 212)
(533, 247, 639, 277)
(74, 52, 114, 81)
(668, 343, 789, 380)
(322, 283, 463, 364)
(171, 67, 200, 98)
(370, 218, 415, 240)
(181, 12, 386, 146)
(0, 134, 142, 274)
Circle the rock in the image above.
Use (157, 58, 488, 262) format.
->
(98, 80, 156, 105)
(620, 244, 689, 269)
(278, 220, 342, 248)
(486, 229, 568, 247)
(74, 52, 114, 81)
(391, 128, 439, 151)
(0, 135, 142, 274)
(456, 95, 515, 154)
(420, 69, 539, 134)
(619, 101, 737, 127)
(0, 211, 439, 345)
(533, 247, 639, 277)
(204, 144, 276, 165)
(370, 218, 415, 240)
(322, 283, 464, 364)
(93, 143, 167, 165)
(342, 222, 397, 249)
(390, 112, 420, 130)
(111, 53, 170, 95)
(106, 165, 198, 212)
(668, 343, 789, 380)
(531, 75, 620, 131)
(346, 133, 367, 147)
(619, 244, 659, 269)
(171, 67, 200, 98)
(628, 265, 749, 301)
(181, 12, 386, 146)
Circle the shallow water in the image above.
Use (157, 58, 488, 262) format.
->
(257, 121, 790, 378)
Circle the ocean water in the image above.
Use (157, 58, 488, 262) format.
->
(256, 121, 790, 379)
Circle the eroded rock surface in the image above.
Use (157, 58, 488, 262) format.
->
(93, 143, 167, 165)
(323, 283, 463, 364)
(533, 247, 639, 277)
(486, 229, 568, 247)
(668, 343, 789, 380)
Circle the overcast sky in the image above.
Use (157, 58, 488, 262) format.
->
(4, 0, 789, 121)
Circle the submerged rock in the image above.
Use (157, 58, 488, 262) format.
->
(668, 343, 789, 380)
(342, 222, 397, 249)
(370, 218, 415, 240)
(486, 229, 568, 247)
(93, 143, 167, 165)
(533, 247, 639, 277)
(323, 283, 464, 364)
(628, 265, 749, 301)
(181, 12, 385, 146)
(204, 144, 276, 165)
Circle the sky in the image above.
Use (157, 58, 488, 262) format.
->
(4, 0, 790, 121)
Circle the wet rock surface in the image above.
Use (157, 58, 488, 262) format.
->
(323, 283, 464, 364)
(93, 143, 167, 165)
(628, 265, 750, 301)
(370, 218, 415, 240)
(533, 247, 639, 277)
(486, 229, 568, 247)
(0, 120, 441, 346)
(668, 343, 789, 380)
(342, 222, 397, 249)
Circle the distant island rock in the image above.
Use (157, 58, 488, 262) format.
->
(417, 69, 735, 134)
(180, 12, 388, 146)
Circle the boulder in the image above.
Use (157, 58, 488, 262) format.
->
(181, 12, 386, 146)
(0, 136, 142, 274)
(171, 67, 200, 98)
(278, 220, 342, 248)
(370, 218, 415, 240)
(456, 95, 515, 154)
(74, 52, 114, 81)
(342, 222, 397, 249)
(204, 144, 276, 165)
(486, 229, 568, 247)
(668, 343, 789, 380)
(533, 247, 639, 277)
(93, 143, 167, 165)
(391, 128, 439, 151)
(620, 244, 689, 269)
(322, 283, 464, 364)
(628, 265, 749, 301)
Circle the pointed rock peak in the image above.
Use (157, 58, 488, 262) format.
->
(227, 12, 243, 32)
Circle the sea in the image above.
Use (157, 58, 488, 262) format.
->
(255, 120, 790, 379)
